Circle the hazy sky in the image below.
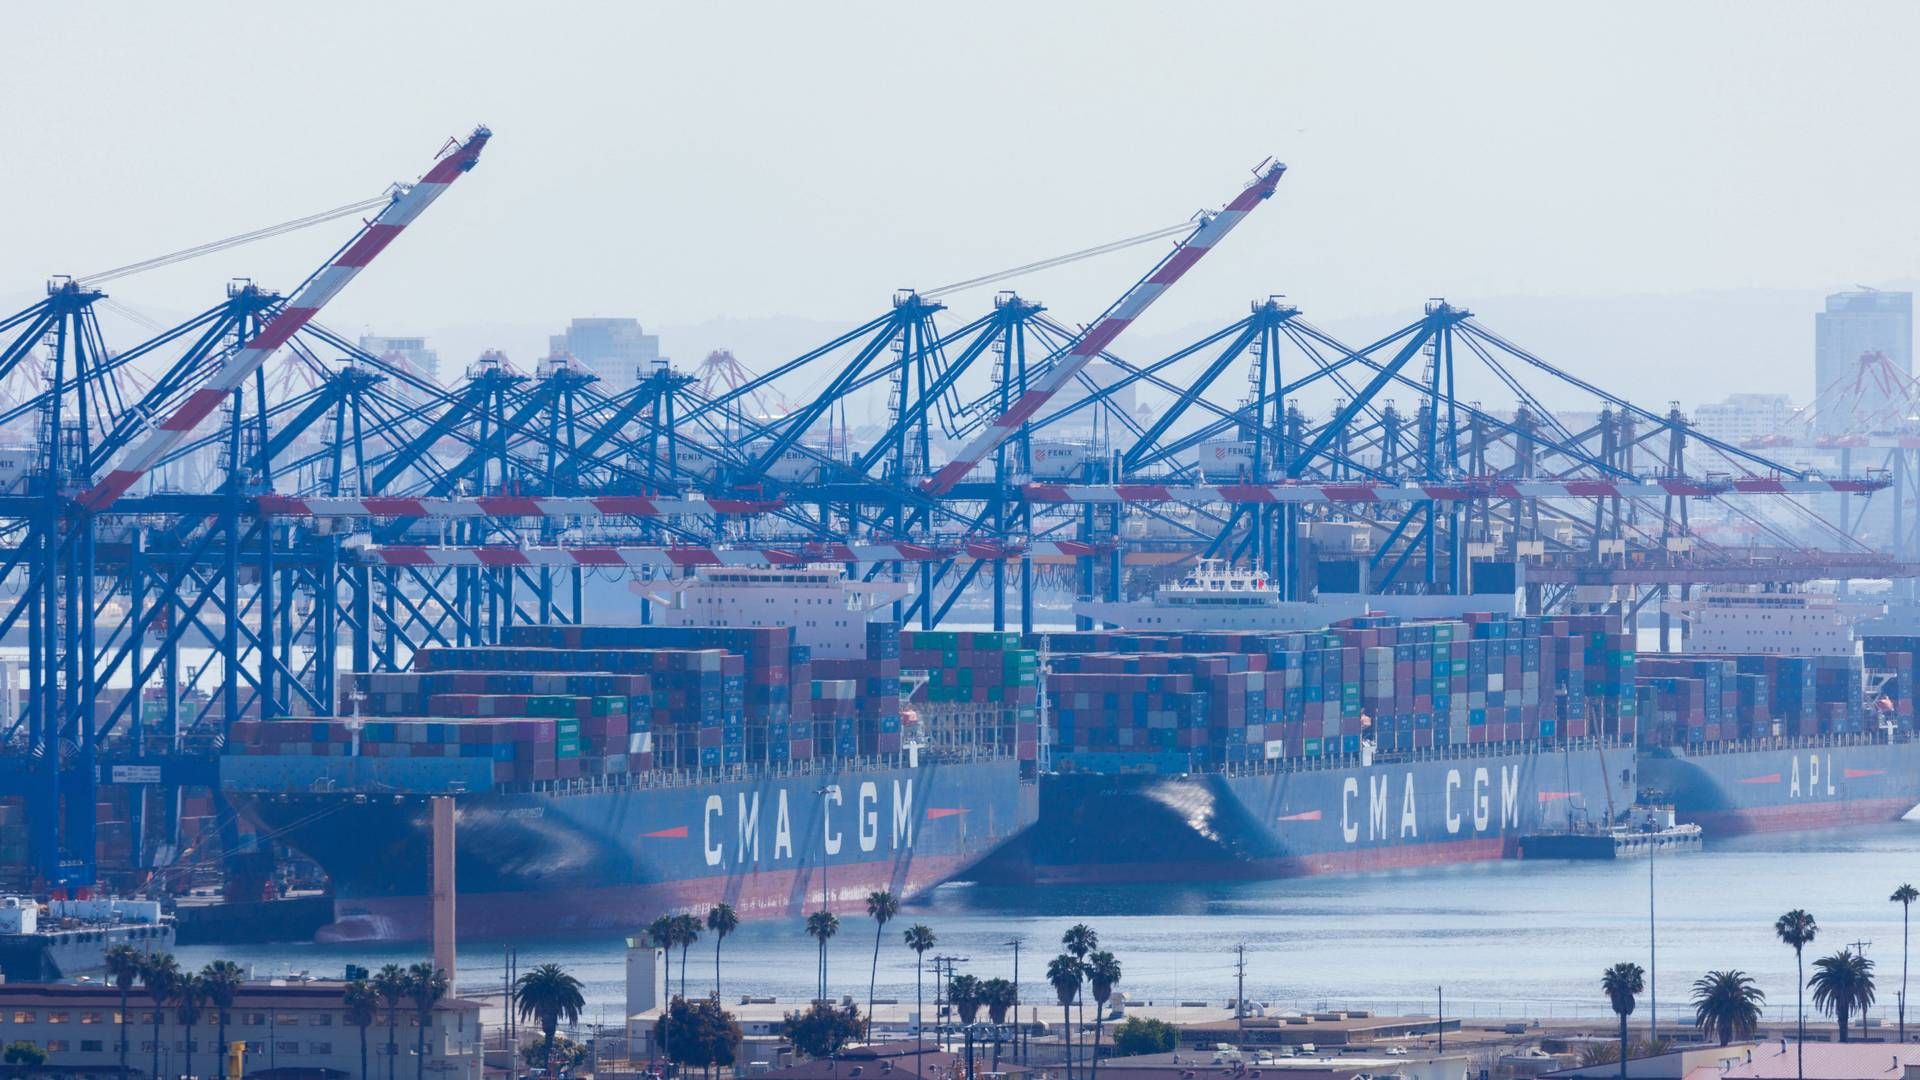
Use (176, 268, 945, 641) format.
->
(6, 2, 1917, 378)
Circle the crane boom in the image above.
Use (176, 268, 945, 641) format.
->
(922, 157, 1286, 495)
(78, 125, 493, 511)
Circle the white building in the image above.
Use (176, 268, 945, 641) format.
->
(1690, 393, 1796, 446)
(548, 318, 663, 387)
(0, 978, 485, 1080)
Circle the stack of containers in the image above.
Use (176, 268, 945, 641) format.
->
(1621, 652, 1878, 743)
(228, 716, 561, 783)
(411, 644, 740, 771)
(497, 626, 802, 769)
(1033, 611, 1637, 768)
(900, 630, 1038, 763)
(807, 622, 904, 759)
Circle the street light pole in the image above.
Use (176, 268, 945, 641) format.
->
(814, 785, 840, 911)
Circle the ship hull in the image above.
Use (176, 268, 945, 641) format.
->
(232, 756, 1032, 942)
(1637, 740, 1920, 836)
(970, 744, 1638, 885)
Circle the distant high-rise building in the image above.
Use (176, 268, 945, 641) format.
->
(1691, 393, 1796, 446)
(1814, 289, 1912, 435)
(358, 333, 442, 383)
(548, 317, 663, 387)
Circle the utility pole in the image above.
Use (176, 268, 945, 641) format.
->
(1436, 986, 1444, 1053)
(932, 954, 969, 1053)
(1006, 938, 1024, 1064)
(1234, 944, 1248, 1046)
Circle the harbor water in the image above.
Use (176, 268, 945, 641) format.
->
(174, 815, 1920, 1030)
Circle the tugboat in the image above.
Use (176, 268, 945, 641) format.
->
(0, 896, 176, 980)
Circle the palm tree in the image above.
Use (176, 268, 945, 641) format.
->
(407, 962, 451, 1080)
(805, 911, 840, 1004)
(345, 979, 380, 1080)
(670, 913, 702, 999)
(201, 959, 245, 1070)
(139, 952, 181, 1080)
(982, 978, 1017, 1071)
(903, 925, 936, 1073)
(1776, 908, 1818, 1080)
(647, 914, 676, 963)
(1062, 925, 1096, 1064)
(104, 943, 141, 1079)
(1895, 884, 1918, 1042)
(1691, 971, 1765, 1046)
(950, 974, 983, 1080)
(706, 903, 740, 999)
(865, 890, 899, 1039)
(1809, 948, 1876, 1043)
(1084, 951, 1120, 1080)
(374, 963, 410, 1080)
(1047, 954, 1081, 1080)
(175, 973, 206, 1080)
(515, 963, 586, 1080)
(1600, 962, 1645, 1080)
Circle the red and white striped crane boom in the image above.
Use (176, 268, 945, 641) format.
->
(78, 125, 493, 510)
(922, 157, 1287, 495)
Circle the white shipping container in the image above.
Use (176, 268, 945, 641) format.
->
(1028, 441, 1096, 479)
(0, 447, 34, 495)
(1196, 440, 1254, 480)
(766, 447, 822, 483)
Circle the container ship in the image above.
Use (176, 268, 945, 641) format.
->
(973, 578, 1920, 886)
(222, 568, 1038, 942)
(971, 608, 1643, 884)
(1639, 586, 1920, 835)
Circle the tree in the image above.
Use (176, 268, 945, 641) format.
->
(1895, 884, 1918, 1042)
(1084, 951, 1121, 1080)
(647, 915, 676, 960)
(1600, 962, 1645, 1080)
(805, 911, 840, 1003)
(345, 979, 380, 1080)
(1809, 949, 1876, 1043)
(1691, 971, 1765, 1046)
(781, 1001, 864, 1060)
(104, 943, 142, 1079)
(520, 1036, 588, 1073)
(139, 952, 182, 1080)
(646, 914, 678, 1075)
(654, 996, 741, 1080)
(903, 924, 936, 1074)
(1047, 954, 1082, 1080)
(373, 963, 410, 1080)
(1110, 1017, 1177, 1057)
(407, 962, 451, 1080)
(1776, 908, 1818, 1080)
(864, 891, 899, 1039)
(982, 978, 1017, 1071)
(201, 959, 245, 1073)
(950, 974, 984, 1080)
(706, 903, 740, 1000)
(175, 973, 206, 1080)
(670, 914, 702, 1000)
(1062, 926, 1096, 1076)
(2, 1041, 46, 1067)
(515, 963, 586, 1079)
